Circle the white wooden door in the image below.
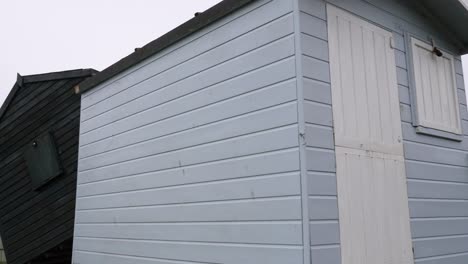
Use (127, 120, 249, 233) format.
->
(327, 5, 414, 264)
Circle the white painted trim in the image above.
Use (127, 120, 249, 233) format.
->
(292, 0, 311, 263)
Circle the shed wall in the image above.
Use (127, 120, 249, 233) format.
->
(73, 0, 304, 263)
(299, 0, 468, 263)
(0, 76, 85, 264)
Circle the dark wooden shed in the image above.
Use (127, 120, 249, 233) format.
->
(0, 69, 96, 264)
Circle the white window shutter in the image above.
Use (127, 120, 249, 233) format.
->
(410, 37, 462, 134)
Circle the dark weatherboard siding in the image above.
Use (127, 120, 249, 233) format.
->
(0, 70, 95, 264)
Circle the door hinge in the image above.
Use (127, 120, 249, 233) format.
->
(390, 37, 396, 49)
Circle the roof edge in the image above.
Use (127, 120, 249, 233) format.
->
(458, 0, 468, 11)
(0, 82, 21, 123)
(22, 68, 98, 84)
(0, 68, 98, 122)
(78, 0, 256, 94)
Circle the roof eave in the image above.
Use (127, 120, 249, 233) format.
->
(78, 0, 256, 94)
(0, 68, 98, 122)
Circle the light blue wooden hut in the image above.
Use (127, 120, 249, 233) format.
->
(71, 0, 468, 263)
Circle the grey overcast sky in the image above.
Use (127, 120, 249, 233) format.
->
(0, 0, 221, 105)
(0, 1, 467, 107)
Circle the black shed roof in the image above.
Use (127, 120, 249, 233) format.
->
(0, 69, 97, 122)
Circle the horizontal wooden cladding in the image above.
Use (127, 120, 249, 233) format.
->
(409, 199, 468, 217)
(76, 197, 302, 224)
(303, 78, 331, 105)
(79, 80, 297, 158)
(304, 101, 333, 127)
(80, 102, 297, 171)
(308, 172, 337, 196)
(404, 141, 468, 167)
(299, 0, 326, 20)
(454, 59, 464, 75)
(305, 124, 334, 149)
(408, 179, 468, 199)
(301, 34, 329, 62)
(81, 0, 294, 110)
(81, 150, 295, 197)
(311, 245, 341, 264)
(80, 39, 296, 145)
(81, 18, 296, 132)
(402, 123, 468, 151)
(80, 58, 296, 150)
(299, 11, 327, 41)
(75, 221, 302, 245)
(306, 148, 336, 173)
(411, 218, 468, 238)
(414, 235, 468, 259)
(74, 238, 303, 264)
(414, 253, 468, 264)
(76, 172, 300, 210)
(302, 56, 330, 83)
(309, 221, 340, 246)
(405, 160, 468, 184)
(308, 197, 339, 220)
(78, 149, 299, 197)
(0, 77, 83, 263)
(0, 79, 70, 131)
(78, 125, 299, 184)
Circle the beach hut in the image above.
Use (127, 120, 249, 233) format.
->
(0, 69, 96, 264)
(72, 0, 468, 263)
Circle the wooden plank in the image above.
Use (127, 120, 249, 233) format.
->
(301, 33, 329, 62)
(311, 245, 341, 264)
(298, 0, 326, 20)
(76, 173, 300, 210)
(409, 200, 468, 217)
(78, 125, 299, 184)
(308, 197, 339, 220)
(405, 160, 468, 183)
(402, 122, 468, 151)
(76, 197, 302, 224)
(309, 221, 340, 245)
(80, 36, 296, 142)
(299, 11, 327, 40)
(411, 218, 468, 239)
(305, 124, 334, 149)
(307, 172, 337, 196)
(303, 78, 332, 105)
(80, 77, 298, 156)
(78, 149, 299, 197)
(75, 221, 303, 245)
(414, 235, 468, 259)
(408, 179, 468, 199)
(303, 101, 333, 127)
(81, 13, 296, 122)
(73, 237, 303, 264)
(301, 56, 330, 83)
(80, 102, 297, 170)
(404, 141, 468, 167)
